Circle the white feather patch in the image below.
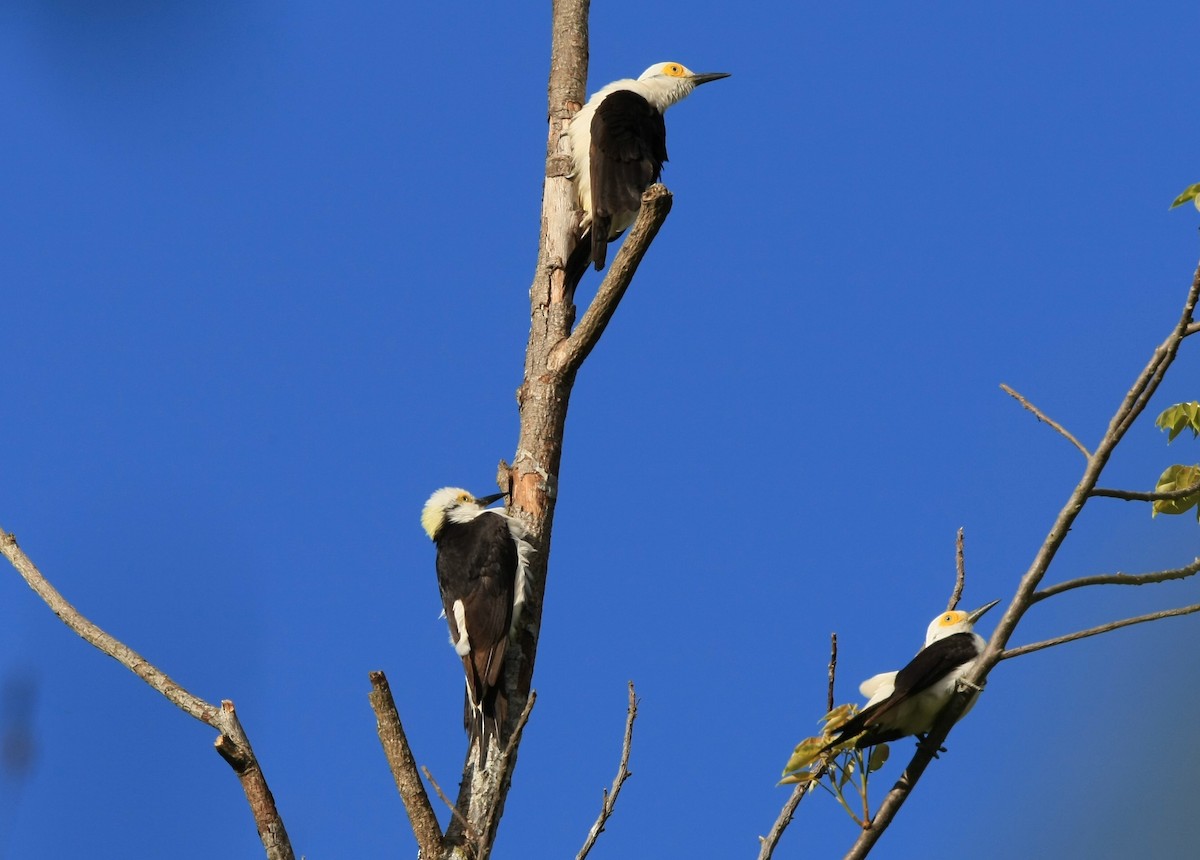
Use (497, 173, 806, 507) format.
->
(451, 600, 471, 656)
(503, 514, 535, 639)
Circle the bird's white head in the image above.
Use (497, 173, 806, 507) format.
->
(420, 487, 505, 540)
(635, 62, 730, 111)
(923, 599, 1000, 645)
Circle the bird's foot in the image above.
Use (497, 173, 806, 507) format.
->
(915, 734, 947, 758)
(955, 677, 984, 694)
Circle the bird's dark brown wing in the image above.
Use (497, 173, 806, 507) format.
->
(435, 512, 519, 740)
(588, 88, 667, 267)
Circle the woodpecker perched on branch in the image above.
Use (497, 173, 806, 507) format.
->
(565, 61, 729, 282)
(420, 487, 532, 748)
(825, 600, 1000, 751)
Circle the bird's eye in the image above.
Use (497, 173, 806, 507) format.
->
(458, 493, 472, 503)
(664, 63, 684, 77)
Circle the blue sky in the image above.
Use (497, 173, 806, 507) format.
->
(2, 2, 1198, 858)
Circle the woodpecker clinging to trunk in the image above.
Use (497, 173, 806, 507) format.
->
(825, 600, 1000, 751)
(565, 61, 729, 285)
(420, 487, 532, 750)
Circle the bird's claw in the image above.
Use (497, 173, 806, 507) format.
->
(955, 677, 984, 694)
(915, 734, 947, 758)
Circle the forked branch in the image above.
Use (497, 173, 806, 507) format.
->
(549, 185, 674, 375)
(842, 259, 1200, 858)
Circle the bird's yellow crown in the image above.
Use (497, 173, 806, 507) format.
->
(420, 487, 476, 540)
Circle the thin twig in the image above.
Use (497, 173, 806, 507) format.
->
(1000, 383, 1092, 458)
(1, 530, 295, 860)
(1032, 557, 1200, 602)
(1090, 478, 1200, 502)
(367, 671, 443, 859)
(1186, 321, 1200, 337)
(548, 185, 674, 376)
(1000, 603, 1200, 659)
(827, 633, 838, 713)
(948, 528, 966, 611)
(502, 688, 537, 760)
(423, 765, 480, 847)
(756, 635, 839, 860)
(577, 683, 640, 860)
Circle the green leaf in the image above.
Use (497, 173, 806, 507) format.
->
(781, 737, 825, 775)
(821, 703, 857, 731)
(1156, 402, 1200, 442)
(779, 771, 820, 786)
(1152, 463, 1200, 518)
(867, 744, 890, 773)
(1170, 183, 1200, 210)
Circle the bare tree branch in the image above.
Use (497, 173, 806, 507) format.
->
(756, 634, 838, 860)
(948, 528, 966, 611)
(999, 383, 1092, 458)
(451, 1, 683, 852)
(981, 262, 1198, 662)
(213, 701, 294, 860)
(1, 529, 295, 860)
(1032, 557, 1200, 602)
(1185, 321, 1200, 336)
(367, 671, 442, 859)
(549, 185, 674, 375)
(576, 682, 640, 860)
(1000, 603, 1200, 659)
(445, 0, 593, 851)
(1, 530, 217, 724)
(1090, 478, 1200, 502)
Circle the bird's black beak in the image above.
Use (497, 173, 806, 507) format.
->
(968, 600, 1001, 624)
(691, 72, 731, 86)
(476, 491, 507, 507)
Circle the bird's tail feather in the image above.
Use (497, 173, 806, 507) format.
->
(564, 232, 593, 300)
(590, 215, 612, 270)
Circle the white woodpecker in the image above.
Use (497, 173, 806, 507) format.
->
(420, 487, 533, 748)
(566, 61, 729, 278)
(825, 600, 1000, 750)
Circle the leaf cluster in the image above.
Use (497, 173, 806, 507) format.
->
(779, 704, 888, 829)
(1153, 402, 1200, 520)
